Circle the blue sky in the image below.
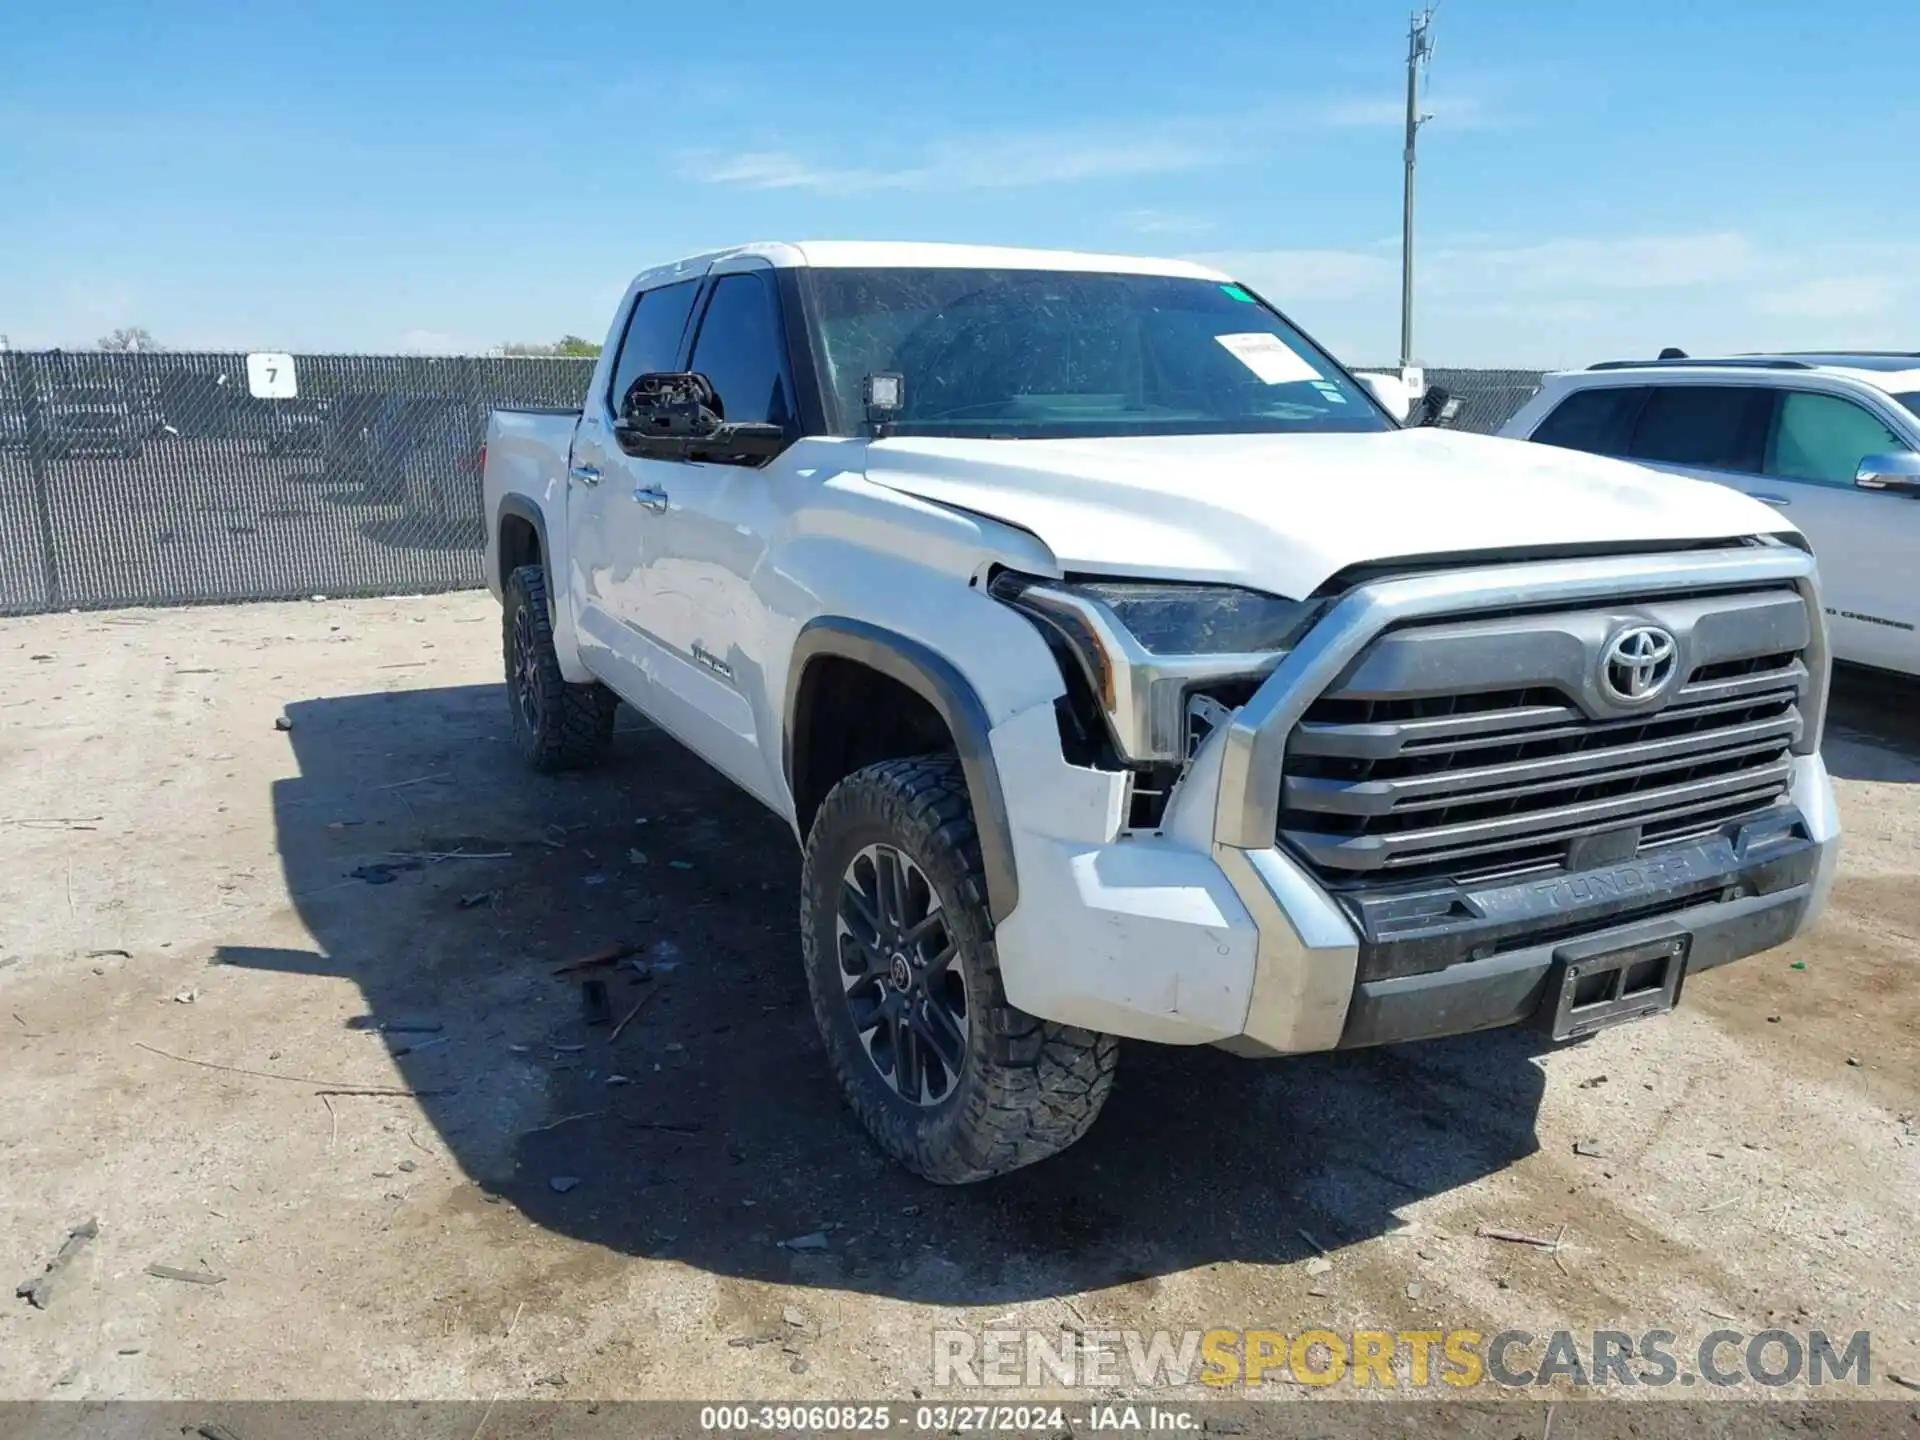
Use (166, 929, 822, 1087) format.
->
(1, 0, 1913, 366)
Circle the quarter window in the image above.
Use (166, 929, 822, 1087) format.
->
(686, 272, 794, 430)
(1765, 391, 1902, 488)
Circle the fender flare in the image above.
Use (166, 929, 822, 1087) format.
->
(785, 617, 1020, 926)
(494, 493, 552, 603)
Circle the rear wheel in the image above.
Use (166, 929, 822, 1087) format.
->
(503, 563, 617, 773)
(801, 754, 1118, 1183)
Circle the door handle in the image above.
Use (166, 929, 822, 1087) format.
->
(633, 485, 670, 512)
(1747, 491, 1792, 508)
(569, 464, 602, 486)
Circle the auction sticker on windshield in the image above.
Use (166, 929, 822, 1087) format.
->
(1214, 332, 1322, 385)
(246, 352, 298, 399)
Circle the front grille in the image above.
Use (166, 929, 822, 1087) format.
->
(1277, 589, 1810, 885)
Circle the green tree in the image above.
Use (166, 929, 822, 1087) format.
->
(502, 335, 601, 358)
(98, 327, 162, 352)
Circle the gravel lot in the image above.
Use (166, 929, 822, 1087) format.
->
(0, 592, 1915, 1415)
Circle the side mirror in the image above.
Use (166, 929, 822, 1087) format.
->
(1855, 451, 1920, 495)
(1355, 372, 1411, 423)
(1415, 384, 1460, 428)
(614, 372, 787, 464)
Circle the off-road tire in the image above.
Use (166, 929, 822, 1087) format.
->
(801, 753, 1118, 1183)
(503, 563, 618, 773)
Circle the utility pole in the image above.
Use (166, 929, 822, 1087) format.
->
(1400, 5, 1436, 374)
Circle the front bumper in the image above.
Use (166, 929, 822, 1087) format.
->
(988, 545, 1840, 1055)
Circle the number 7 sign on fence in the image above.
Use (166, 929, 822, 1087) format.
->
(246, 352, 298, 399)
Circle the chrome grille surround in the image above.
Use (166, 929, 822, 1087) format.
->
(1210, 542, 1829, 1056)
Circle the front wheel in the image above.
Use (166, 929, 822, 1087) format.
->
(502, 563, 618, 773)
(801, 754, 1118, 1183)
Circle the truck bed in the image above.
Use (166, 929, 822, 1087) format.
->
(481, 407, 579, 602)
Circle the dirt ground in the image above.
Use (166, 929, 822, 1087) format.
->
(0, 592, 1915, 1409)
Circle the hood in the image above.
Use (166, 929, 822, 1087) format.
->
(864, 428, 1791, 597)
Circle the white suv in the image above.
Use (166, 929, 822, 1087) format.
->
(1502, 354, 1920, 676)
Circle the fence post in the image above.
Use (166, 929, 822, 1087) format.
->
(5, 351, 63, 610)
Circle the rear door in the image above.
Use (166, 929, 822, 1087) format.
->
(565, 273, 705, 706)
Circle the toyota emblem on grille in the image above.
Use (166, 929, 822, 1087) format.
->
(1601, 625, 1678, 702)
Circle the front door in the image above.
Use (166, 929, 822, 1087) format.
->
(1752, 389, 1920, 674)
(1620, 381, 1920, 674)
(598, 260, 800, 808)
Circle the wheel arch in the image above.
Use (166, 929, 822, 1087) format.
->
(495, 494, 550, 605)
(785, 618, 1019, 926)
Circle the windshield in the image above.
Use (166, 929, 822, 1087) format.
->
(1897, 391, 1920, 421)
(804, 268, 1390, 439)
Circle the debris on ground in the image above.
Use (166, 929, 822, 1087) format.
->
(668, 860, 694, 871)
(1847, 1057, 1863, 1067)
(1889, 1374, 1920, 1393)
(347, 861, 422, 885)
(1476, 1225, 1559, 1249)
(173, 988, 198, 1004)
(548, 1176, 581, 1194)
(1573, 1139, 1608, 1158)
(86, 949, 131, 959)
(378, 1018, 442, 1034)
(457, 891, 493, 910)
(15, 1218, 99, 1309)
(273, 716, 293, 731)
(628, 849, 649, 867)
(1578, 1075, 1608, 1089)
(145, 1263, 225, 1286)
(727, 1333, 781, 1349)
(782, 1305, 806, 1328)
(397, 1160, 416, 1173)
(779, 1231, 829, 1251)
(1304, 1257, 1332, 1276)
(552, 942, 648, 980)
(1404, 1281, 1425, 1301)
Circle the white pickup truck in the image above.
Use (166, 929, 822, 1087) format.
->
(482, 241, 1840, 1183)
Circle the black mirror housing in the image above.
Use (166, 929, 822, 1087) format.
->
(614, 372, 788, 464)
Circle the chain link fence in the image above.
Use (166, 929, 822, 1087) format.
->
(0, 351, 1543, 617)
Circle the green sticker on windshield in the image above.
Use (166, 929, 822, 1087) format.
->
(1220, 283, 1256, 303)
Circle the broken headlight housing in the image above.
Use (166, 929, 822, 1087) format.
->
(989, 571, 1322, 765)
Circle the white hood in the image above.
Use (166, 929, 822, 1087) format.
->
(864, 428, 1791, 597)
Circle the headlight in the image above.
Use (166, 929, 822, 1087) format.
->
(990, 571, 1320, 763)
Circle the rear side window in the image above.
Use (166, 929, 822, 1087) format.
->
(686, 271, 795, 429)
(607, 279, 702, 414)
(1627, 385, 1771, 473)
(1765, 391, 1902, 488)
(1530, 386, 1645, 455)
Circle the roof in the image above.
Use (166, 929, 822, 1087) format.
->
(1564, 352, 1920, 395)
(631, 240, 1230, 288)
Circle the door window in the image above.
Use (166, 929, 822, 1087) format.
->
(1626, 385, 1771, 473)
(1530, 385, 1646, 456)
(1764, 391, 1902, 488)
(607, 279, 702, 414)
(686, 272, 794, 429)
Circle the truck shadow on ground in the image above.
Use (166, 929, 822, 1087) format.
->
(232, 681, 1570, 1304)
